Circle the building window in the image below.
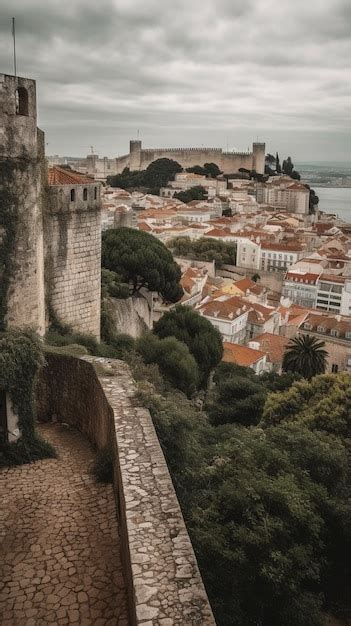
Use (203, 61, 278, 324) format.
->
(330, 329, 339, 337)
(70, 189, 75, 202)
(331, 364, 338, 373)
(346, 332, 351, 340)
(94, 187, 98, 200)
(317, 325, 325, 333)
(15, 87, 29, 116)
(83, 188, 88, 201)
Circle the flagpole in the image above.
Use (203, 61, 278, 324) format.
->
(12, 17, 17, 77)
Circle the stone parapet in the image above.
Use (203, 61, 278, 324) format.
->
(37, 352, 216, 625)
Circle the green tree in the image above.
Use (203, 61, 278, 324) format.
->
(305, 185, 319, 214)
(207, 376, 266, 426)
(265, 153, 276, 165)
(282, 156, 294, 176)
(107, 158, 182, 193)
(107, 167, 145, 189)
(204, 162, 222, 178)
(263, 372, 351, 437)
(276, 152, 282, 174)
(185, 163, 222, 178)
(191, 423, 345, 626)
(101, 268, 129, 299)
(136, 333, 199, 396)
(186, 165, 206, 175)
(144, 158, 182, 193)
(174, 185, 207, 203)
(153, 305, 223, 384)
(102, 227, 183, 302)
(170, 236, 237, 267)
(282, 334, 328, 379)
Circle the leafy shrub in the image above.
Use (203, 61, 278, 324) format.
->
(136, 333, 199, 396)
(154, 305, 223, 384)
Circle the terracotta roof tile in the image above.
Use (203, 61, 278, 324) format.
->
(48, 166, 95, 186)
(252, 333, 289, 363)
(223, 342, 266, 367)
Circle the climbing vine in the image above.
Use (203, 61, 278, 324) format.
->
(0, 329, 56, 466)
(0, 158, 23, 330)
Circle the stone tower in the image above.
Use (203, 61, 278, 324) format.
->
(45, 167, 101, 339)
(0, 73, 45, 334)
(129, 140, 142, 170)
(252, 142, 266, 175)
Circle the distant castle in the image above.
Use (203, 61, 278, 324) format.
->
(85, 139, 266, 179)
(0, 73, 101, 338)
(123, 140, 265, 175)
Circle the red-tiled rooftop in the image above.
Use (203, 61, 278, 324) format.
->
(48, 166, 95, 186)
(252, 333, 289, 364)
(222, 342, 266, 367)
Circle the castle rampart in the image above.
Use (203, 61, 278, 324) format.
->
(0, 72, 102, 338)
(115, 139, 265, 175)
(37, 353, 216, 625)
(45, 178, 101, 338)
(0, 74, 46, 334)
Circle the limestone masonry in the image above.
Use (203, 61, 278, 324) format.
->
(97, 139, 266, 176)
(0, 73, 102, 338)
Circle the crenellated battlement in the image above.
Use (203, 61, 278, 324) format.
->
(142, 147, 223, 153)
(223, 151, 252, 156)
(116, 138, 266, 175)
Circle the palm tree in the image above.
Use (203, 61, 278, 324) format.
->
(282, 334, 328, 380)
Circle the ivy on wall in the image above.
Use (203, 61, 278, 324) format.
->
(0, 159, 21, 330)
(0, 329, 56, 466)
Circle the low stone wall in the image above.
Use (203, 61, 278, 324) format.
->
(37, 352, 215, 625)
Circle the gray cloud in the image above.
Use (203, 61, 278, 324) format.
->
(1, 0, 350, 161)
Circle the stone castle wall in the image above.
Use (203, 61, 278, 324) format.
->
(0, 74, 46, 334)
(37, 352, 216, 625)
(106, 294, 152, 338)
(45, 184, 101, 338)
(116, 139, 265, 175)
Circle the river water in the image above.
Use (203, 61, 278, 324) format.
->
(313, 187, 351, 222)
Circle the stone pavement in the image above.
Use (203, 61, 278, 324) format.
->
(0, 423, 128, 625)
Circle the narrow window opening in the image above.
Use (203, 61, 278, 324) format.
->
(94, 187, 97, 200)
(15, 87, 29, 116)
(83, 188, 88, 201)
(70, 189, 75, 202)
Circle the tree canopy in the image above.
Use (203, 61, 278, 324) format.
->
(153, 305, 223, 383)
(102, 227, 183, 302)
(137, 356, 351, 626)
(107, 157, 182, 193)
(144, 158, 183, 192)
(174, 185, 207, 203)
(186, 162, 222, 178)
(136, 333, 199, 396)
(169, 236, 237, 267)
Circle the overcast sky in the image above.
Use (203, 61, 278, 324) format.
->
(1, 0, 351, 162)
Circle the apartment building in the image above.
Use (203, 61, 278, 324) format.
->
(260, 242, 305, 272)
(197, 296, 249, 344)
(299, 313, 351, 373)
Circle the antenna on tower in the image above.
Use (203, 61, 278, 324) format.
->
(137, 129, 140, 140)
(12, 17, 17, 77)
(90, 145, 94, 154)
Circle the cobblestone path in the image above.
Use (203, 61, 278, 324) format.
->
(0, 423, 128, 625)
